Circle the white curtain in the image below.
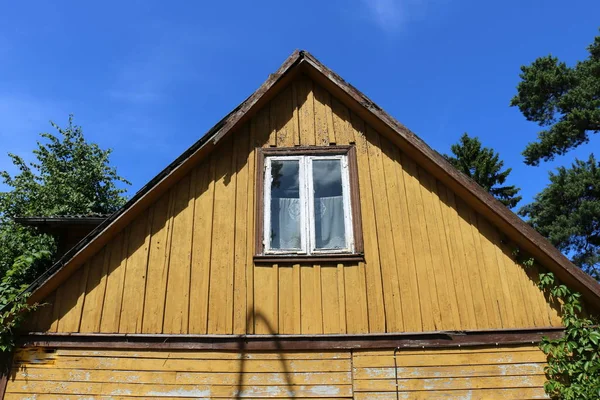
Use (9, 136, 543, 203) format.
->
(271, 196, 346, 250)
(271, 198, 302, 249)
(314, 196, 345, 249)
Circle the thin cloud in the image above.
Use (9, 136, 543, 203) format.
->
(359, 0, 430, 32)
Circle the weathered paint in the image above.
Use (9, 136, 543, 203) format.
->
(352, 345, 549, 399)
(6, 348, 352, 399)
(22, 75, 564, 337)
(6, 345, 551, 399)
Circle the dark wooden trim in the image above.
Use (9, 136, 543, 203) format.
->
(259, 145, 353, 156)
(254, 254, 365, 264)
(347, 146, 364, 254)
(254, 145, 365, 259)
(17, 328, 563, 351)
(255, 149, 266, 255)
(0, 351, 13, 400)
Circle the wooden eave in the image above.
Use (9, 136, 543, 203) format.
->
(21, 49, 600, 312)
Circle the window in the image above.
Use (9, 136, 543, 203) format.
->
(255, 146, 364, 262)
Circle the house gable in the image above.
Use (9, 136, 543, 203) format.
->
(24, 71, 575, 335)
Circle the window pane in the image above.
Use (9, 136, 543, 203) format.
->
(312, 159, 346, 249)
(269, 160, 301, 250)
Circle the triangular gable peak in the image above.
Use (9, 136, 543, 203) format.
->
(22, 51, 600, 336)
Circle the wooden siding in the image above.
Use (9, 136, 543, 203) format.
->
(6, 345, 549, 399)
(353, 345, 549, 399)
(24, 74, 562, 335)
(6, 347, 353, 399)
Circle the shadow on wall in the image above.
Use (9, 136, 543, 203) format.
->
(234, 312, 295, 399)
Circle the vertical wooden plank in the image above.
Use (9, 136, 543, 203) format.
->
(366, 128, 403, 332)
(163, 175, 194, 334)
(525, 263, 552, 327)
(503, 245, 536, 327)
(418, 167, 460, 330)
(350, 111, 384, 333)
(291, 81, 301, 146)
(119, 210, 152, 333)
(330, 97, 354, 145)
(494, 232, 529, 328)
(484, 222, 522, 328)
(321, 264, 342, 333)
(383, 142, 422, 333)
(245, 116, 259, 334)
(325, 92, 336, 145)
(271, 86, 296, 148)
(400, 153, 440, 331)
(142, 191, 175, 333)
(343, 263, 369, 333)
(207, 137, 236, 334)
(292, 264, 301, 333)
(50, 288, 61, 332)
(301, 264, 323, 334)
(33, 291, 57, 332)
(100, 231, 127, 333)
(436, 184, 478, 330)
(79, 248, 109, 332)
(313, 84, 332, 146)
(254, 105, 272, 149)
(254, 265, 278, 334)
(189, 158, 216, 334)
(336, 263, 348, 333)
(296, 76, 316, 146)
(477, 216, 515, 328)
(278, 266, 297, 334)
(455, 198, 491, 329)
(466, 207, 502, 328)
(56, 263, 89, 332)
(233, 125, 250, 334)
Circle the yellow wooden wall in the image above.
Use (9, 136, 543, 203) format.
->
(6, 347, 353, 399)
(352, 345, 549, 399)
(6, 345, 548, 399)
(24, 74, 562, 335)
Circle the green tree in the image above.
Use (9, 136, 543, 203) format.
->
(0, 115, 130, 289)
(510, 32, 600, 166)
(444, 133, 522, 208)
(519, 155, 600, 280)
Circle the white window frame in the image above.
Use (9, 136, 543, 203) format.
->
(263, 154, 354, 255)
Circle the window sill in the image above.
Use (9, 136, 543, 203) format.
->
(253, 253, 365, 264)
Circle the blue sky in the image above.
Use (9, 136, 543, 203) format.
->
(1, 0, 599, 209)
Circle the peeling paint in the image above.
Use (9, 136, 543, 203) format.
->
(310, 385, 341, 395)
(110, 388, 132, 395)
(147, 388, 211, 398)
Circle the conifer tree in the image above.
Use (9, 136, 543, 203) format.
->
(445, 133, 522, 208)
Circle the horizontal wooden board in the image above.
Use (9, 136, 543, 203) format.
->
(13, 357, 352, 373)
(4, 396, 348, 400)
(14, 348, 349, 361)
(352, 351, 547, 368)
(353, 374, 547, 391)
(6, 381, 353, 398)
(12, 368, 351, 386)
(354, 388, 549, 399)
(354, 362, 545, 379)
